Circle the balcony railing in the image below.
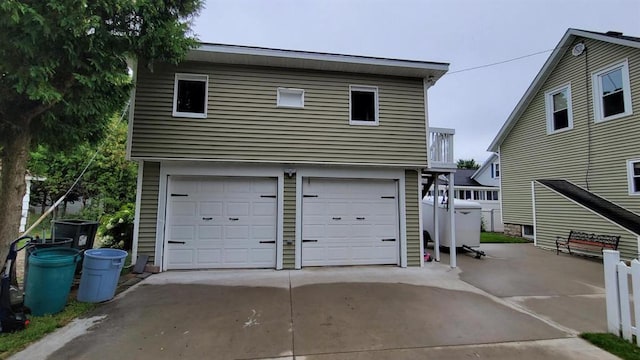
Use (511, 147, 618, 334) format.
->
(428, 127, 456, 170)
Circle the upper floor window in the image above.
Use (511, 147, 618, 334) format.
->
(349, 85, 378, 126)
(491, 163, 500, 178)
(628, 159, 640, 195)
(545, 84, 573, 133)
(593, 60, 632, 122)
(173, 73, 208, 118)
(277, 87, 304, 108)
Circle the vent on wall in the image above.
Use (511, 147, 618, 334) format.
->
(572, 43, 585, 57)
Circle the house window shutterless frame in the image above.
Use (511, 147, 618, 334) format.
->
(349, 85, 379, 126)
(628, 159, 640, 195)
(544, 84, 573, 134)
(593, 60, 632, 123)
(172, 73, 208, 118)
(277, 87, 304, 108)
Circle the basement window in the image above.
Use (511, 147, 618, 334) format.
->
(173, 73, 208, 118)
(628, 159, 640, 195)
(349, 85, 378, 125)
(545, 84, 573, 133)
(593, 60, 632, 122)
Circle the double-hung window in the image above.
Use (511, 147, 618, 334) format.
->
(173, 73, 208, 118)
(593, 60, 632, 122)
(349, 85, 379, 125)
(491, 163, 500, 178)
(545, 84, 573, 133)
(628, 159, 640, 195)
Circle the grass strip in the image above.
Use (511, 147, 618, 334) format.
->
(581, 333, 640, 360)
(480, 232, 530, 243)
(0, 300, 96, 359)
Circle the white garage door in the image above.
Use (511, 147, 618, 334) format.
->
(302, 178, 399, 266)
(165, 177, 277, 269)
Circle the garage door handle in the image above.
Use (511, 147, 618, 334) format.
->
(381, 238, 396, 242)
(168, 241, 186, 244)
(229, 217, 239, 221)
(303, 239, 318, 243)
(332, 217, 342, 220)
(259, 240, 276, 244)
(356, 217, 365, 220)
(202, 217, 213, 221)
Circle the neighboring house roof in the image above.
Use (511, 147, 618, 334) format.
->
(454, 169, 482, 187)
(488, 28, 640, 152)
(537, 179, 640, 236)
(471, 153, 498, 180)
(186, 43, 450, 82)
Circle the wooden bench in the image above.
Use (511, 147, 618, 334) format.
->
(555, 230, 620, 256)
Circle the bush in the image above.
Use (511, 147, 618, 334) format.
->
(98, 203, 134, 250)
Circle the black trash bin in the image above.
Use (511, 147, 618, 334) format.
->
(52, 220, 99, 251)
(23, 237, 73, 288)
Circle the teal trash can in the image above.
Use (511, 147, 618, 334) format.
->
(77, 249, 128, 303)
(24, 248, 81, 316)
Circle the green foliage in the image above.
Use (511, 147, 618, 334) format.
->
(0, 0, 203, 244)
(456, 159, 480, 169)
(28, 115, 138, 217)
(98, 203, 135, 250)
(581, 333, 640, 360)
(0, 300, 96, 359)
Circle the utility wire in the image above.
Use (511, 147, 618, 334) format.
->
(445, 48, 554, 75)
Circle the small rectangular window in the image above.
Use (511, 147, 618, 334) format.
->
(277, 88, 304, 108)
(628, 159, 640, 195)
(492, 163, 500, 178)
(545, 84, 573, 133)
(173, 73, 208, 118)
(593, 60, 633, 122)
(349, 85, 378, 125)
(522, 225, 534, 237)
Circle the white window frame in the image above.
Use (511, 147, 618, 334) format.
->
(492, 162, 500, 178)
(349, 85, 379, 126)
(627, 159, 640, 195)
(276, 87, 305, 108)
(544, 83, 573, 134)
(592, 59, 633, 123)
(172, 73, 209, 119)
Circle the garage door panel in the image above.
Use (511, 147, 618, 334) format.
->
(172, 201, 197, 216)
(198, 225, 222, 239)
(302, 178, 399, 267)
(166, 177, 277, 269)
(170, 225, 195, 240)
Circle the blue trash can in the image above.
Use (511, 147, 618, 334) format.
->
(77, 249, 128, 303)
(24, 248, 81, 316)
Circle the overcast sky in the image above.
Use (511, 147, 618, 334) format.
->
(192, 0, 640, 164)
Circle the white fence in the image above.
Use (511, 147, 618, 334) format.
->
(603, 250, 640, 342)
(480, 209, 503, 232)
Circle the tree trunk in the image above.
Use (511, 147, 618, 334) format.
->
(0, 130, 32, 263)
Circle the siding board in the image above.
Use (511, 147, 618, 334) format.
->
(283, 176, 296, 269)
(138, 162, 160, 262)
(131, 62, 427, 166)
(405, 170, 421, 266)
(501, 37, 640, 253)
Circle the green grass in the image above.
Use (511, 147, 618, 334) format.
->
(0, 300, 97, 359)
(581, 333, 640, 360)
(480, 232, 530, 243)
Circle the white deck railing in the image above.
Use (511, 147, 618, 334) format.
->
(428, 127, 456, 170)
(604, 250, 640, 343)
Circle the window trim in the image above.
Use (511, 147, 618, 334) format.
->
(172, 73, 209, 119)
(492, 162, 500, 178)
(627, 158, 640, 196)
(349, 85, 379, 126)
(276, 87, 305, 108)
(592, 59, 633, 123)
(544, 83, 573, 134)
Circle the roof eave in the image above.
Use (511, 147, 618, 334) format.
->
(186, 43, 450, 80)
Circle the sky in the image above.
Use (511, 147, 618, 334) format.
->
(191, 0, 640, 164)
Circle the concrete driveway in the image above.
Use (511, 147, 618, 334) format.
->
(14, 244, 616, 360)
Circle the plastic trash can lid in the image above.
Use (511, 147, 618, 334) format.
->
(84, 248, 128, 260)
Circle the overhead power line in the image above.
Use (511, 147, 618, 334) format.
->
(446, 48, 554, 75)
